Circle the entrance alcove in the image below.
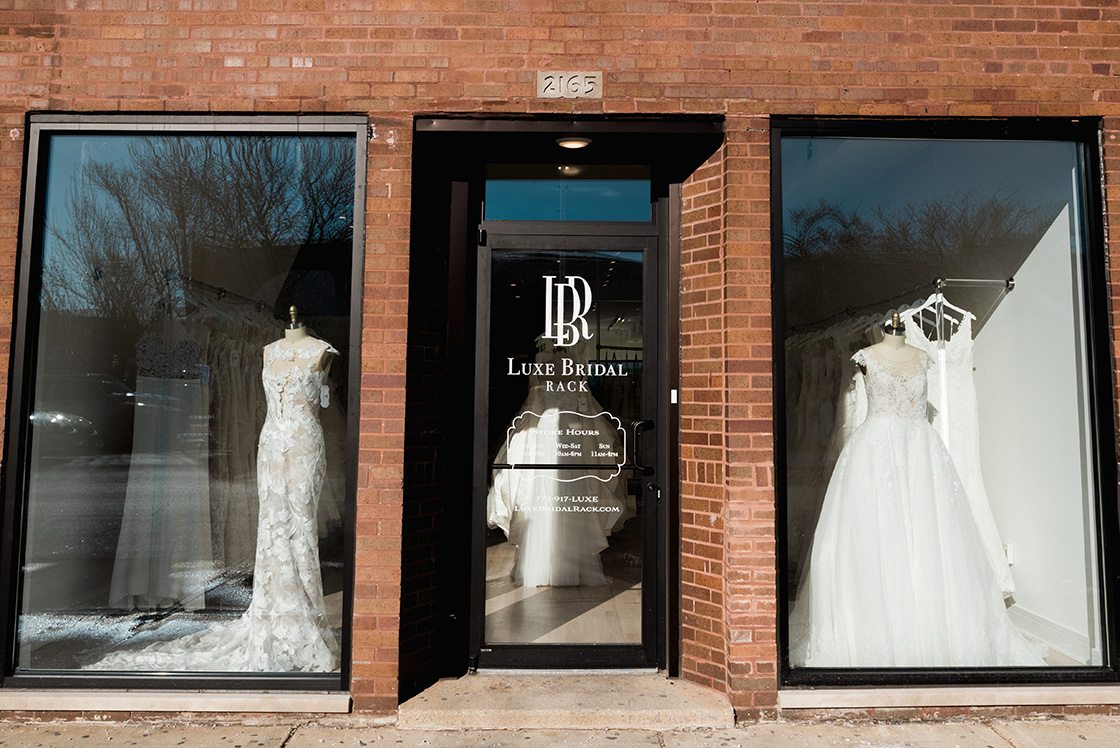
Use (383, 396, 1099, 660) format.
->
(399, 116, 724, 705)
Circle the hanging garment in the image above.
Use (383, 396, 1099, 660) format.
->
(110, 330, 213, 611)
(487, 350, 629, 587)
(206, 325, 267, 578)
(789, 346, 1044, 667)
(904, 315, 1015, 596)
(786, 333, 844, 580)
(89, 338, 340, 672)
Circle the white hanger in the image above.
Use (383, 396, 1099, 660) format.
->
(901, 291, 975, 321)
(913, 306, 960, 329)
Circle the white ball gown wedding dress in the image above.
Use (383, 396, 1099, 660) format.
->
(88, 338, 340, 672)
(790, 345, 1044, 668)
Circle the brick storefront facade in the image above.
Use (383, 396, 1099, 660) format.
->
(2, 0, 1119, 720)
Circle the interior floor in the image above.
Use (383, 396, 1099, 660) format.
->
(484, 518, 643, 645)
(16, 566, 345, 671)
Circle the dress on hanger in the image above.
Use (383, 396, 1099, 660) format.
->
(904, 315, 1015, 596)
(790, 345, 1044, 667)
(206, 320, 269, 578)
(110, 327, 213, 611)
(89, 338, 340, 672)
(487, 347, 629, 587)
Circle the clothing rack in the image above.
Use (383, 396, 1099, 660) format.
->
(789, 276, 1014, 335)
(181, 273, 271, 313)
(936, 277, 1015, 329)
(936, 277, 1016, 292)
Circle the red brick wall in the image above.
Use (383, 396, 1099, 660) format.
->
(679, 118, 779, 719)
(1, 0, 1119, 719)
(721, 117, 778, 719)
(679, 140, 728, 693)
(351, 122, 412, 712)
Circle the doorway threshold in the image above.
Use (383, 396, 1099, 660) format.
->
(397, 672, 733, 730)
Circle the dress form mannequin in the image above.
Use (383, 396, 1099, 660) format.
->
(861, 311, 922, 375)
(271, 306, 330, 373)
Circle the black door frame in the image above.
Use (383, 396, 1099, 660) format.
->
(469, 221, 665, 670)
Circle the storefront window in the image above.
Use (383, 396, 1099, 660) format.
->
(12, 128, 358, 675)
(779, 131, 1106, 672)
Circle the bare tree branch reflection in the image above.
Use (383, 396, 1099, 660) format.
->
(783, 191, 1057, 330)
(43, 136, 355, 332)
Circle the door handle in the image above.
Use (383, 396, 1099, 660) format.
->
(631, 419, 655, 476)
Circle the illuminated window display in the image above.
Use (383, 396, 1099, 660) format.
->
(15, 130, 358, 674)
(780, 135, 1105, 670)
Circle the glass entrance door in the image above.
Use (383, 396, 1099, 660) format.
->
(471, 230, 660, 668)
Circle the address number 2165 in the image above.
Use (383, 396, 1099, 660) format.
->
(536, 71, 603, 99)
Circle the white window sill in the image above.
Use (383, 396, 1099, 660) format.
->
(0, 689, 350, 713)
(780, 685, 1120, 709)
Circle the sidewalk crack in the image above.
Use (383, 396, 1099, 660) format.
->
(278, 722, 304, 748)
(988, 721, 1020, 748)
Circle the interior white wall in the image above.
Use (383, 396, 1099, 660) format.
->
(973, 204, 1101, 663)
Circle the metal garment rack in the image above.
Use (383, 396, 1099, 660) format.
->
(936, 277, 1016, 292)
(181, 273, 271, 312)
(789, 276, 1015, 335)
(935, 277, 1016, 330)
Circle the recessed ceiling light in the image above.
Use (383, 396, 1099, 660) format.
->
(556, 136, 592, 149)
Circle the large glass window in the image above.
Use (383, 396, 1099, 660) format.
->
(10, 125, 359, 677)
(779, 128, 1107, 674)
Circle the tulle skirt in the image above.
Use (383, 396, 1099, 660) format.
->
(790, 415, 1045, 667)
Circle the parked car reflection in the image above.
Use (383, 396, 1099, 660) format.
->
(30, 373, 136, 459)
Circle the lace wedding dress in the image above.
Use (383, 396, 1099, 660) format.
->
(905, 315, 1015, 596)
(790, 345, 1044, 667)
(89, 338, 340, 672)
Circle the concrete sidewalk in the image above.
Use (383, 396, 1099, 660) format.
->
(1, 717, 1120, 747)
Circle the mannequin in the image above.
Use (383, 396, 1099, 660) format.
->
(270, 306, 332, 374)
(856, 311, 922, 375)
(790, 308, 1044, 667)
(87, 304, 342, 671)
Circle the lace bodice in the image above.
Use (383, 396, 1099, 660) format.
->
(853, 346, 929, 421)
(262, 340, 336, 424)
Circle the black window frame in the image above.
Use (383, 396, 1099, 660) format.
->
(771, 116, 1120, 688)
(0, 113, 367, 691)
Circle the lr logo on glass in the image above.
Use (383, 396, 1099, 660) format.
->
(542, 275, 594, 346)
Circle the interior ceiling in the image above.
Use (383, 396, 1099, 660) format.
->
(415, 116, 725, 184)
